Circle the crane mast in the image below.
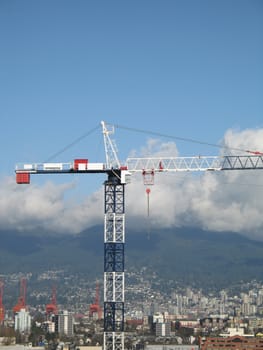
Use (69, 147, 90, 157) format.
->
(15, 122, 263, 350)
(102, 120, 125, 350)
(104, 170, 125, 350)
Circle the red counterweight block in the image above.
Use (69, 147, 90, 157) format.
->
(74, 159, 88, 171)
(16, 173, 30, 184)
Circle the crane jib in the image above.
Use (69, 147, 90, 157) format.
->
(15, 155, 263, 184)
(126, 155, 263, 172)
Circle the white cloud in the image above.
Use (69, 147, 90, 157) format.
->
(220, 128, 263, 155)
(1, 128, 263, 240)
(126, 129, 263, 240)
(128, 138, 179, 158)
(0, 177, 103, 234)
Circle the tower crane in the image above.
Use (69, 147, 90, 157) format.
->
(15, 121, 263, 350)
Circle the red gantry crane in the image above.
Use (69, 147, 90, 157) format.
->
(89, 281, 102, 320)
(0, 280, 4, 323)
(46, 285, 58, 317)
(15, 121, 263, 350)
(13, 277, 27, 314)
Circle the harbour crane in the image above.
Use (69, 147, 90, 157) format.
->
(46, 285, 58, 317)
(13, 277, 27, 314)
(15, 121, 263, 350)
(89, 281, 102, 320)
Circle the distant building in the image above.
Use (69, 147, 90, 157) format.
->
(200, 316, 228, 331)
(249, 317, 263, 330)
(56, 310, 74, 337)
(200, 335, 263, 349)
(155, 322, 171, 337)
(14, 308, 31, 333)
(241, 301, 256, 316)
(0, 337, 16, 345)
(153, 312, 164, 323)
(150, 302, 160, 315)
(219, 326, 254, 337)
(146, 345, 199, 350)
(43, 319, 56, 333)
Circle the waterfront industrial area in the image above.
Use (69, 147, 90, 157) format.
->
(3, 268, 263, 319)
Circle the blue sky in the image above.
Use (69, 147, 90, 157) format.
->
(0, 0, 263, 237)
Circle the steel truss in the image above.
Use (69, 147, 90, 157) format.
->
(104, 174, 125, 350)
(126, 155, 263, 172)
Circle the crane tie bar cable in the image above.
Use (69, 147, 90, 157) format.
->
(114, 123, 263, 155)
(44, 123, 101, 162)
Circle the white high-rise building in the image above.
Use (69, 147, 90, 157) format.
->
(155, 322, 171, 337)
(14, 308, 31, 333)
(57, 310, 74, 337)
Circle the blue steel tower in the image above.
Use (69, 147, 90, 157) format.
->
(102, 122, 129, 350)
(104, 172, 125, 350)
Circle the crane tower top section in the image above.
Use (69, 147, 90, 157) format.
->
(15, 121, 132, 184)
(101, 121, 121, 169)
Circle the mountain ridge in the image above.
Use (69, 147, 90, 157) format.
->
(0, 226, 262, 288)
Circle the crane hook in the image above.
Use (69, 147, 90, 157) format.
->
(146, 188, 151, 217)
(146, 188, 151, 239)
